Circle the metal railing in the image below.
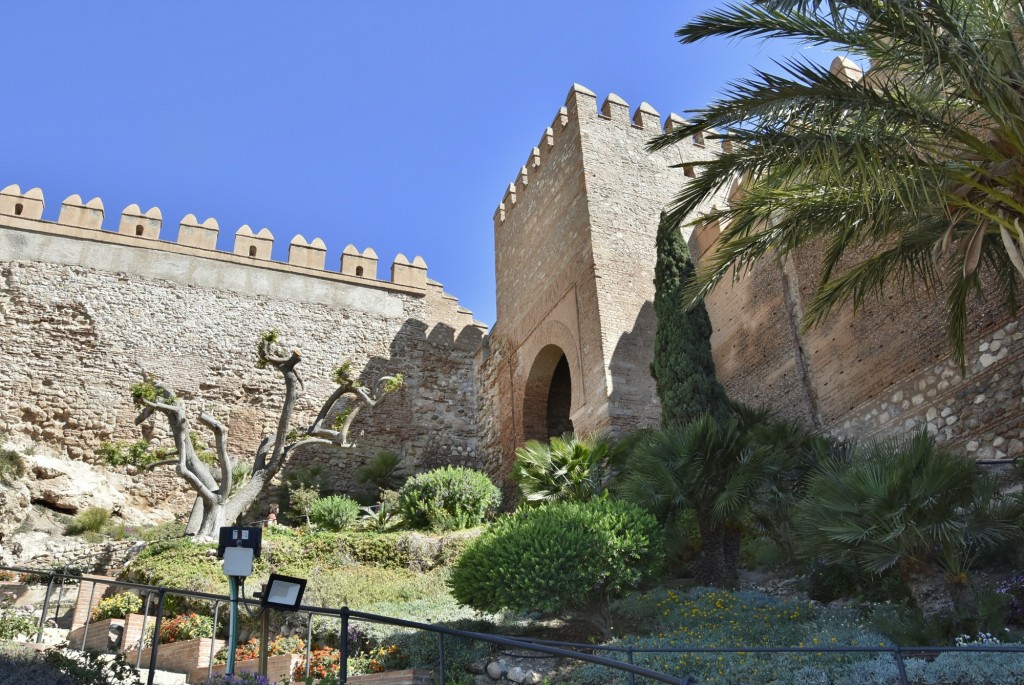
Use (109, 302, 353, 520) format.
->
(5, 564, 1024, 685)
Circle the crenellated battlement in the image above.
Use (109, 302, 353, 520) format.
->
(0, 182, 457, 295)
(493, 84, 726, 227)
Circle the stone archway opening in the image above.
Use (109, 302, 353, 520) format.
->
(523, 344, 575, 443)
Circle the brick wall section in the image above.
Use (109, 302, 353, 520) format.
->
(193, 653, 300, 684)
(70, 576, 113, 631)
(0, 219, 486, 514)
(127, 637, 225, 674)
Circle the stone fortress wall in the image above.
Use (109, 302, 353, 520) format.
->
(476, 83, 731, 483)
(0, 184, 487, 520)
(477, 78, 1024, 481)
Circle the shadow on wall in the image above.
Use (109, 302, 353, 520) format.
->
(607, 300, 660, 436)
(261, 317, 485, 514)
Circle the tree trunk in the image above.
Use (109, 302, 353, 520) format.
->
(694, 518, 741, 589)
(903, 564, 957, 625)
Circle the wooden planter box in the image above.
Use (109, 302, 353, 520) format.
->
(127, 637, 225, 675)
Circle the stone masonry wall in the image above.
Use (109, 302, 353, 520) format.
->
(700, 236, 1024, 458)
(0, 211, 486, 520)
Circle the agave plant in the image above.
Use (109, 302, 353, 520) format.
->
(795, 432, 1024, 624)
(654, 0, 1024, 366)
(511, 433, 626, 506)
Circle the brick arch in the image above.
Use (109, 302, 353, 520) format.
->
(517, 319, 584, 444)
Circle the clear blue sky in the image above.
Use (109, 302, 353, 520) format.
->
(1, 2, 824, 326)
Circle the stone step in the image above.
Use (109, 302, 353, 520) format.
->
(135, 668, 188, 685)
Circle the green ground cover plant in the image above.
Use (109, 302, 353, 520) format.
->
(571, 587, 891, 685)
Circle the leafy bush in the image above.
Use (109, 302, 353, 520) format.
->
(289, 485, 320, 526)
(97, 440, 161, 469)
(44, 648, 143, 685)
(310, 495, 360, 531)
(448, 499, 663, 637)
(65, 507, 112, 535)
(999, 573, 1024, 623)
(397, 466, 501, 531)
(294, 645, 343, 681)
(0, 446, 26, 483)
(0, 590, 37, 640)
(0, 643, 76, 685)
(512, 433, 625, 506)
(216, 634, 306, 664)
(121, 538, 226, 614)
(156, 612, 213, 644)
(91, 592, 143, 622)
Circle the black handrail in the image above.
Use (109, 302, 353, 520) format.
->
(7, 563, 1024, 685)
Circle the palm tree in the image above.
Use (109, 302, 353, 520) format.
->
(619, 414, 772, 588)
(652, 1, 1024, 366)
(511, 432, 626, 506)
(794, 432, 1024, 624)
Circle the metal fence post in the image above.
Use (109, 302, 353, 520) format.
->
(340, 606, 350, 685)
(79, 578, 100, 650)
(893, 646, 909, 685)
(438, 633, 447, 685)
(34, 573, 55, 644)
(627, 647, 636, 685)
(305, 611, 314, 681)
(136, 591, 153, 669)
(259, 605, 271, 676)
(145, 587, 167, 685)
(208, 601, 222, 682)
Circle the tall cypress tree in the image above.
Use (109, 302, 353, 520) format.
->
(651, 212, 731, 427)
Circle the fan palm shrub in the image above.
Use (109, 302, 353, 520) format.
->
(795, 432, 1024, 625)
(653, 0, 1024, 366)
(619, 414, 772, 588)
(511, 432, 626, 506)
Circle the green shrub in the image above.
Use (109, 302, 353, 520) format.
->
(44, 648, 142, 685)
(289, 485, 320, 526)
(65, 507, 112, 535)
(310, 495, 360, 531)
(0, 590, 38, 640)
(0, 446, 26, 484)
(91, 592, 143, 622)
(448, 499, 663, 637)
(120, 538, 226, 614)
(397, 466, 501, 531)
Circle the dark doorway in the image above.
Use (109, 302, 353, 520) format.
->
(523, 345, 575, 442)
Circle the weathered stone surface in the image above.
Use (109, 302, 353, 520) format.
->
(0, 220, 487, 517)
(24, 450, 131, 515)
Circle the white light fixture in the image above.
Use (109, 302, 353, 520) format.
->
(261, 573, 307, 610)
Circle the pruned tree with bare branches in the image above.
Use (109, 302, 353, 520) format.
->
(131, 330, 403, 540)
